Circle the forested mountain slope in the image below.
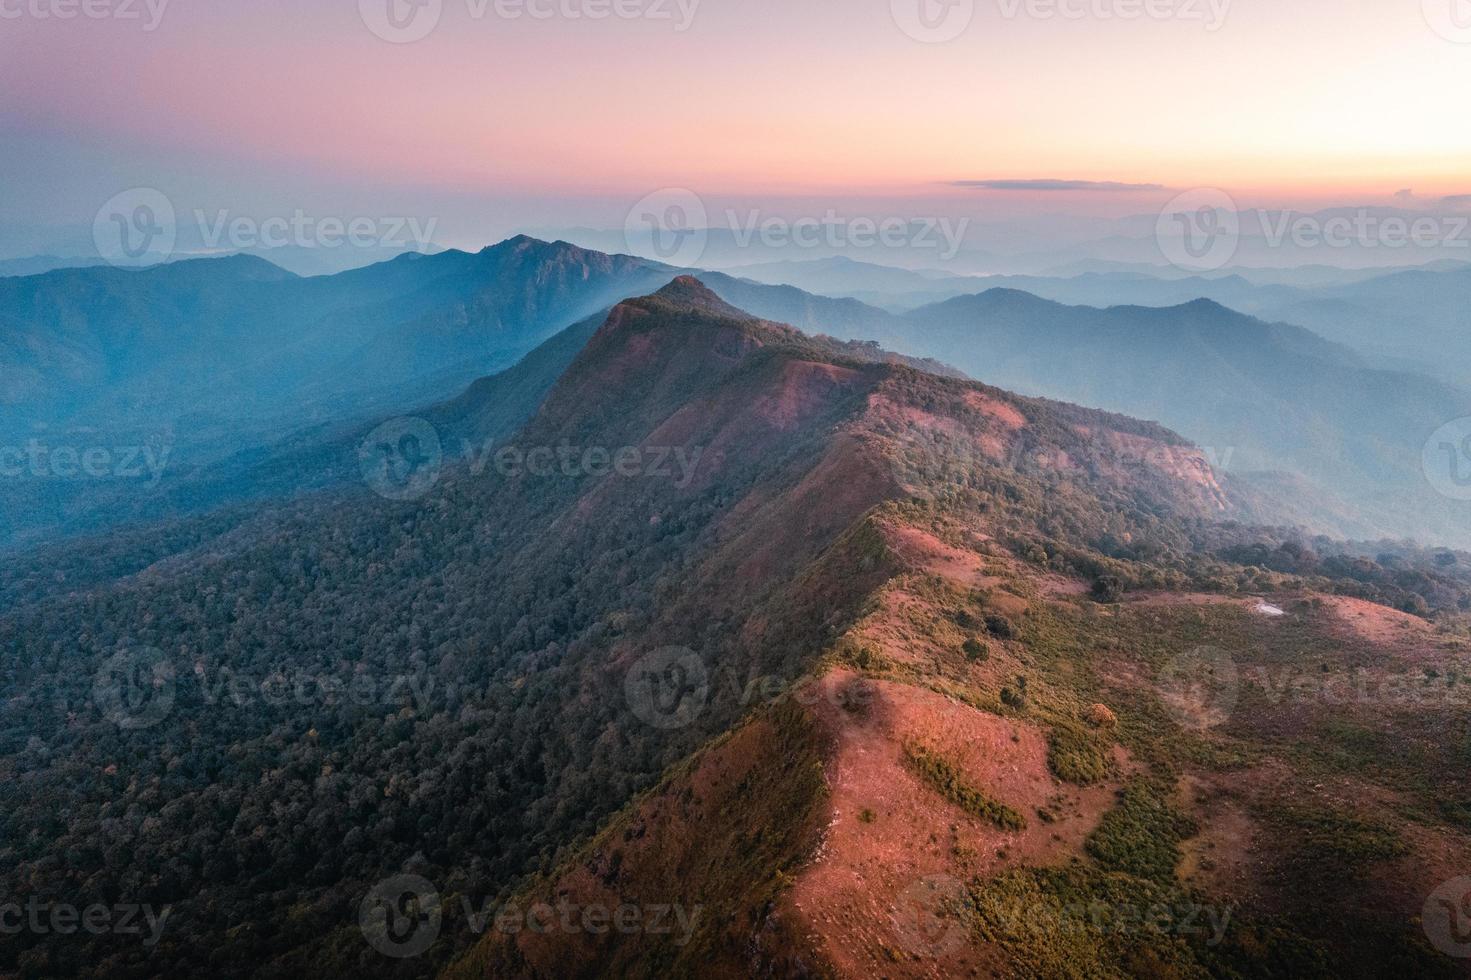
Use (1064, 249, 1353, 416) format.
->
(3, 280, 1468, 979)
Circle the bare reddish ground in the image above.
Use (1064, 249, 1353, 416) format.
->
(1319, 595, 1435, 648)
(963, 391, 1028, 430)
(775, 672, 1128, 979)
(863, 389, 1024, 469)
(883, 524, 1004, 590)
(839, 521, 1036, 686)
(844, 578, 1031, 683)
(851, 587, 962, 672)
(877, 518, 1043, 619)
(864, 392, 965, 436)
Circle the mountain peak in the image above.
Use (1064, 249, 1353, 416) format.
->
(1174, 296, 1232, 315)
(649, 275, 754, 318)
(978, 286, 1049, 301)
(136, 252, 298, 283)
(479, 234, 573, 258)
(920, 286, 1065, 316)
(656, 274, 726, 302)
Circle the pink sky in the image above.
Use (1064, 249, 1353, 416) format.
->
(2, 0, 1469, 245)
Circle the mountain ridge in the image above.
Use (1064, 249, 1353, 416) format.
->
(3, 282, 1467, 978)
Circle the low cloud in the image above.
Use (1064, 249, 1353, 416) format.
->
(951, 179, 1165, 192)
(1442, 194, 1471, 208)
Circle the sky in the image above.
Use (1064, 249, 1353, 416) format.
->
(2, 0, 1470, 254)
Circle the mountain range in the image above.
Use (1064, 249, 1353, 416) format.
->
(881, 289, 1471, 546)
(0, 237, 669, 439)
(0, 239, 672, 547)
(683, 265, 1471, 548)
(741, 257, 1471, 390)
(3, 238, 1466, 554)
(2, 278, 1468, 978)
